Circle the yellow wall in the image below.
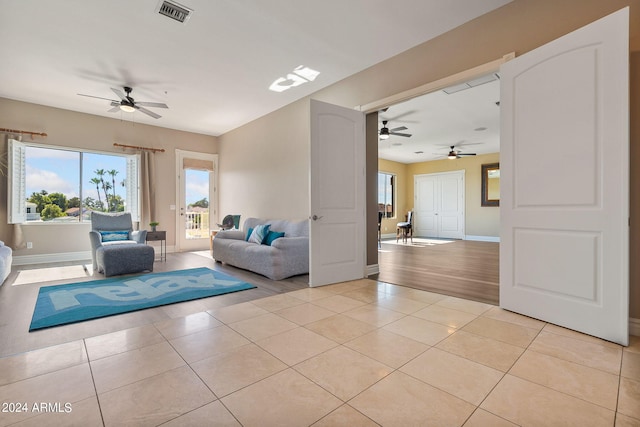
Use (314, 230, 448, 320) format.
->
(0, 98, 218, 256)
(407, 153, 500, 238)
(379, 154, 500, 238)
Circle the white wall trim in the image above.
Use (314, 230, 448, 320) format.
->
(366, 264, 379, 276)
(630, 317, 640, 337)
(13, 251, 92, 266)
(465, 235, 500, 242)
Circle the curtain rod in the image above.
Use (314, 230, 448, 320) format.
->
(113, 142, 165, 153)
(0, 128, 47, 138)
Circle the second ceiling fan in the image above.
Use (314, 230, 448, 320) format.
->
(379, 120, 411, 140)
(446, 145, 477, 159)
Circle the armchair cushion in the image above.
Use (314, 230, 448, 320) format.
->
(99, 230, 130, 242)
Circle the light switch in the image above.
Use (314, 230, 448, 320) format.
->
(170, 205, 176, 210)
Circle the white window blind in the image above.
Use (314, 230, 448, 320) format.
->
(126, 154, 141, 222)
(8, 139, 26, 224)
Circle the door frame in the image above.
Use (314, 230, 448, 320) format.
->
(175, 149, 219, 252)
(414, 170, 465, 239)
(361, 55, 512, 276)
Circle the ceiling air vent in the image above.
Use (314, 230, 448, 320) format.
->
(157, 0, 193, 24)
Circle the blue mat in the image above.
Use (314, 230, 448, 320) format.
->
(29, 267, 256, 331)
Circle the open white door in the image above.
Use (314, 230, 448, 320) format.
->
(500, 8, 629, 345)
(309, 99, 365, 287)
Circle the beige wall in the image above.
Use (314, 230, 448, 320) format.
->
(0, 98, 217, 257)
(407, 153, 501, 238)
(217, 0, 640, 318)
(218, 99, 310, 220)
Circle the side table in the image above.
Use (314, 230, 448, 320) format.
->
(146, 230, 166, 261)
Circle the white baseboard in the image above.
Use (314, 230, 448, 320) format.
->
(366, 264, 379, 276)
(13, 251, 92, 266)
(465, 235, 500, 242)
(630, 317, 640, 337)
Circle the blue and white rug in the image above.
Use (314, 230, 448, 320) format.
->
(29, 267, 256, 331)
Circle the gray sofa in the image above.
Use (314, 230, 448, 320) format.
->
(0, 241, 12, 286)
(212, 218, 309, 280)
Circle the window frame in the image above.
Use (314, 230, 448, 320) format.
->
(378, 171, 396, 219)
(7, 139, 141, 224)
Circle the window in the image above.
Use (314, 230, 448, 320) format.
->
(8, 139, 139, 224)
(378, 172, 395, 218)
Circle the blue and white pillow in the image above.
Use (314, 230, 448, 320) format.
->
(248, 224, 271, 244)
(99, 230, 130, 242)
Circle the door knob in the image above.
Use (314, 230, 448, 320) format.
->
(311, 215, 323, 221)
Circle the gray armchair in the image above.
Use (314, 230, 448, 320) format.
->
(89, 212, 153, 276)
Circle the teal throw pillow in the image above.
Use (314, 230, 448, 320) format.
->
(245, 227, 254, 241)
(264, 231, 285, 246)
(248, 224, 271, 244)
(99, 230, 129, 242)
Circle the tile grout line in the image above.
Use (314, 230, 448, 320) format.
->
(83, 338, 106, 427)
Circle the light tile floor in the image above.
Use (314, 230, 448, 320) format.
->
(1, 278, 639, 426)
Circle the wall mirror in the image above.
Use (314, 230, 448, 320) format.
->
(481, 163, 500, 206)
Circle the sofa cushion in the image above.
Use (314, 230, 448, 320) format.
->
(264, 230, 285, 246)
(244, 218, 308, 238)
(248, 224, 270, 244)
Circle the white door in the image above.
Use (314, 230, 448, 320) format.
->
(438, 172, 465, 239)
(500, 8, 629, 345)
(309, 99, 365, 286)
(414, 171, 465, 239)
(414, 175, 438, 237)
(175, 150, 218, 252)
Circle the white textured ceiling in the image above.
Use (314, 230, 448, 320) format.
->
(0, 0, 511, 137)
(378, 75, 501, 164)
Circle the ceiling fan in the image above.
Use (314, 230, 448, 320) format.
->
(78, 86, 168, 119)
(446, 145, 476, 159)
(379, 120, 412, 140)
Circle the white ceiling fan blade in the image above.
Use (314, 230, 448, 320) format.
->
(135, 106, 161, 119)
(77, 93, 118, 102)
(111, 87, 127, 101)
(136, 101, 169, 109)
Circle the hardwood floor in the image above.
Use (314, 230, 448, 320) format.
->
(375, 239, 499, 305)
